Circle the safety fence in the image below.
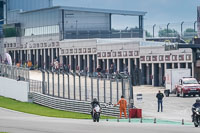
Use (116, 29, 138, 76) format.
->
(31, 92, 127, 117)
(0, 63, 29, 81)
(39, 70, 133, 105)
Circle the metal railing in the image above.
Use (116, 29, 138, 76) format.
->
(37, 70, 133, 105)
(31, 92, 127, 117)
(0, 63, 29, 81)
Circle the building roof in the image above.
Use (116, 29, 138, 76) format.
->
(60, 6, 146, 16)
(20, 6, 147, 16)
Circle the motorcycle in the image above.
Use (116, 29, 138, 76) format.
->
(193, 107, 200, 127)
(92, 104, 101, 122)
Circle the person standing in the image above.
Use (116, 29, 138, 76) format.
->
(156, 90, 164, 112)
(115, 95, 127, 118)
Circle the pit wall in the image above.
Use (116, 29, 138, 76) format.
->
(0, 77, 29, 102)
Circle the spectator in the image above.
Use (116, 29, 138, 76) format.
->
(156, 90, 164, 112)
(96, 65, 102, 76)
(109, 64, 114, 74)
(76, 65, 80, 73)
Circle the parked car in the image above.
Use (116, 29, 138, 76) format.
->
(175, 77, 200, 97)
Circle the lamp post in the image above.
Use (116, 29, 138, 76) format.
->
(181, 21, 184, 37)
(153, 24, 156, 37)
(167, 23, 170, 37)
(75, 20, 78, 37)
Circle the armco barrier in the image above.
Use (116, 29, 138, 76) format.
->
(31, 92, 127, 117)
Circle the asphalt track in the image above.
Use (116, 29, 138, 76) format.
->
(0, 108, 199, 133)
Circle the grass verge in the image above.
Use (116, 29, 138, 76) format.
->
(0, 96, 114, 119)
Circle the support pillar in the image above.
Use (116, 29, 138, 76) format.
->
(192, 62, 194, 77)
(146, 64, 150, 85)
(20, 50, 22, 63)
(44, 49, 46, 69)
(36, 49, 38, 67)
(159, 63, 162, 86)
(178, 63, 180, 69)
(87, 55, 89, 71)
(78, 55, 80, 68)
(69, 55, 71, 71)
(106, 59, 109, 72)
(117, 58, 119, 72)
(152, 63, 154, 86)
(186, 63, 189, 69)
(128, 58, 131, 74)
(14, 51, 16, 65)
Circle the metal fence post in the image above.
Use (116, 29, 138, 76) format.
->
(129, 76, 134, 108)
(117, 79, 119, 102)
(58, 70, 60, 97)
(79, 74, 81, 101)
(97, 78, 100, 101)
(73, 73, 76, 100)
(91, 77, 93, 101)
(62, 72, 65, 98)
(122, 78, 125, 97)
(40, 69, 45, 94)
(104, 78, 106, 103)
(50, 71, 55, 96)
(110, 79, 112, 103)
(66, 73, 70, 99)
(45, 70, 50, 95)
(85, 75, 87, 101)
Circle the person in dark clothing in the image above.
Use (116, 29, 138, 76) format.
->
(91, 98, 100, 117)
(96, 65, 102, 77)
(156, 90, 164, 112)
(192, 98, 200, 122)
(91, 98, 100, 108)
(109, 64, 114, 74)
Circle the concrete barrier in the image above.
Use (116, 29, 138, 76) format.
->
(0, 77, 29, 102)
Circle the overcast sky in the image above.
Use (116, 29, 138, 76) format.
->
(54, 0, 199, 30)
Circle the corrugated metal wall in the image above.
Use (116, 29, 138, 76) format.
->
(7, 0, 53, 11)
(64, 11, 110, 31)
(7, 8, 60, 28)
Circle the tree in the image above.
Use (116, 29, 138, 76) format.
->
(145, 31, 152, 37)
(158, 28, 179, 37)
(184, 28, 197, 37)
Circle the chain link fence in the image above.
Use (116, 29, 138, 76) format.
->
(145, 21, 197, 40)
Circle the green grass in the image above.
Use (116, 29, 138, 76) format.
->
(0, 96, 114, 119)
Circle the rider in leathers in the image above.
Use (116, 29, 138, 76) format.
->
(91, 98, 100, 117)
(192, 98, 200, 122)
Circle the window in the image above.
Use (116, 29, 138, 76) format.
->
(24, 25, 59, 36)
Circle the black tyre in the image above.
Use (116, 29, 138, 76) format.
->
(193, 94, 196, 97)
(176, 91, 180, 97)
(194, 123, 198, 127)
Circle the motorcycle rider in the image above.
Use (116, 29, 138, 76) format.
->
(192, 98, 200, 122)
(91, 98, 100, 117)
